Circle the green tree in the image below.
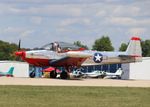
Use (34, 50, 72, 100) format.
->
(92, 36, 114, 51)
(0, 40, 18, 60)
(119, 43, 128, 51)
(141, 40, 150, 57)
(118, 39, 150, 57)
(74, 41, 88, 49)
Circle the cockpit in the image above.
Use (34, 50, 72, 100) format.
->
(41, 42, 82, 52)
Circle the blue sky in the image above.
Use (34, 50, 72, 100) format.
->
(0, 0, 150, 50)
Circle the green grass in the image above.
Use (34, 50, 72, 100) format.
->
(0, 86, 149, 107)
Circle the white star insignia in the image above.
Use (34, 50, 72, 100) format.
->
(95, 54, 102, 61)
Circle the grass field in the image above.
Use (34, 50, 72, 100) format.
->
(0, 86, 149, 107)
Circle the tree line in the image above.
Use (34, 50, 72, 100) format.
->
(0, 40, 18, 60)
(0, 36, 150, 60)
(74, 36, 150, 57)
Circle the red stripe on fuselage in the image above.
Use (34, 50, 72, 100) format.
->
(24, 58, 50, 67)
(23, 57, 87, 67)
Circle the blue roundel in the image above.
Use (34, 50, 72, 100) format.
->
(93, 53, 103, 63)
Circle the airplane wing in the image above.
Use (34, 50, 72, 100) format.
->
(49, 56, 87, 67)
(49, 51, 92, 67)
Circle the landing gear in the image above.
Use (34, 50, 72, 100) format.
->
(60, 71, 69, 79)
(50, 70, 57, 78)
(116, 76, 121, 79)
(29, 71, 35, 78)
(100, 75, 105, 78)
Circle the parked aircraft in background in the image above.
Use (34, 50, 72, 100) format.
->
(85, 70, 105, 78)
(0, 67, 14, 77)
(70, 69, 85, 78)
(104, 68, 123, 79)
(15, 37, 142, 79)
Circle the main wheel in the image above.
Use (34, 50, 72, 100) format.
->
(29, 71, 35, 78)
(116, 76, 121, 79)
(60, 71, 68, 79)
(100, 75, 105, 78)
(50, 70, 57, 78)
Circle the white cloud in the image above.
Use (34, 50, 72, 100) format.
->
(20, 30, 34, 37)
(0, 0, 102, 4)
(34, 5, 82, 17)
(0, 0, 150, 18)
(108, 17, 136, 26)
(1, 27, 34, 38)
(0, 3, 83, 17)
(60, 18, 91, 27)
(0, 0, 150, 49)
(30, 16, 42, 25)
(138, 19, 150, 26)
(112, 5, 141, 17)
(96, 10, 106, 17)
(3, 27, 24, 33)
(128, 27, 146, 36)
(108, 17, 150, 27)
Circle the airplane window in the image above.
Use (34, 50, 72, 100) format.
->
(41, 43, 54, 50)
(58, 42, 80, 50)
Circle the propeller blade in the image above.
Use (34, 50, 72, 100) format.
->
(18, 39, 21, 51)
(15, 39, 22, 61)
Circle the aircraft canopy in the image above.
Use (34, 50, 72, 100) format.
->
(41, 42, 80, 51)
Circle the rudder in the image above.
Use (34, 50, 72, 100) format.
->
(8, 67, 14, 75)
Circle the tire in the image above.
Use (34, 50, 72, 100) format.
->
(30, 71, 35, 78)
(100, 75, 105, 78)
(117, 76, 121, 79)
(50, 70, 57, 78)
(60, 71, 68, 79)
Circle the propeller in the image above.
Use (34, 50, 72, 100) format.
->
(18, 39, 21, 51)
(15, 39, 23, 61)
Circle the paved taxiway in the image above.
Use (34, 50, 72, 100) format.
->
(0, 77, 150, 87)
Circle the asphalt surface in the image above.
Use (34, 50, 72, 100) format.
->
(0, 77, 150, 87)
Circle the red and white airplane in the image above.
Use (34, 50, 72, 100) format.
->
(15, 37, 142, 79)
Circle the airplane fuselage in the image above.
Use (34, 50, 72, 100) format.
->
(17, 50, 139, 67)
(15, 37, 142, 79)
(15, 37, 142, 68)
